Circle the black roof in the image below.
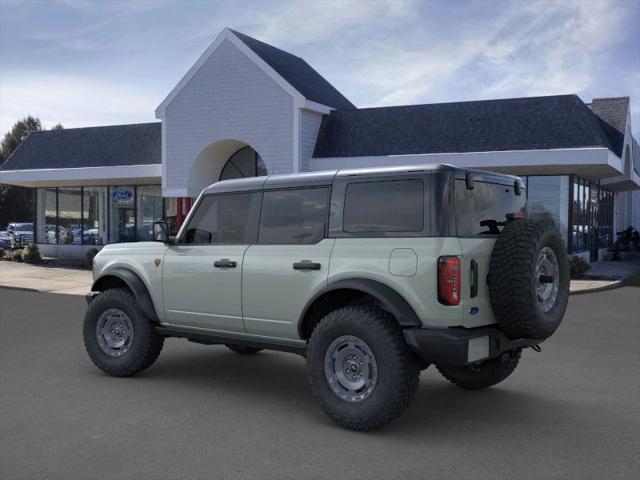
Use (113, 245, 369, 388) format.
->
(313, 94, 616, 158)
(230, 29, 355, 111)
(0, 122, 161, 171)
(590, 97, 629, 157)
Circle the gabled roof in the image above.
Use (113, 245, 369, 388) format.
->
(0, 123, 161, 171)
(156, 28, 355, 116)
(230, 30, 355, 110)
(590, 97, 630, 157)
(313, 94, 616, 158)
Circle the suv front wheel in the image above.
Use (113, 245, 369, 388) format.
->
(83, 288, 164, 377)
(306, 304, 420, 431)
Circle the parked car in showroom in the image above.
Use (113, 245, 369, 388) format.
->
(83, 165, 570, 431)
(4, 222, 34, 249)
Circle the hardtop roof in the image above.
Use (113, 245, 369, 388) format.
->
(202, 164, 521, 194)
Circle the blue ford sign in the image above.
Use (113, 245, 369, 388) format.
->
(112, 189, 132, 200)
(112, 188, 134, 207)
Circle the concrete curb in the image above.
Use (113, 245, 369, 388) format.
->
(0, 285, 87, 296)
(569, 280, 624, 296)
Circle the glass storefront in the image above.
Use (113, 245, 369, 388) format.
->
(83, 187, 108, 245)
(525, 176, 570, 243)
(35, 185, 173, 245)
(521, 175, 614, 260)
(109, 186, 136, 243)
(57, 187, 82, 245)
(136, 185, 163, 241)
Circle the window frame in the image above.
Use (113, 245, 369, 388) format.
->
(177, 191, 262, 246)
(257, 186, 332, 245)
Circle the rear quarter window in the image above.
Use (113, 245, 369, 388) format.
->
(343, 179, 424, 233)
(455, 179, 525, 235)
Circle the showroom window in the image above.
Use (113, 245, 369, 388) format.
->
(526, 176, 570, 243)
(34, 185, 175, 246)
(57, 187, 82, 245)
(109, 186, 136, 243)
(83, 187, 107, 245)
(35, 188, 57, 244)
(259, 188, 330, 244)
(137, 185, 163, 241)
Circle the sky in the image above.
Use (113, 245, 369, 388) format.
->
(1, 0, 639, 138)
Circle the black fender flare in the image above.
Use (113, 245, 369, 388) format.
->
(298, 278, 422, 338)
(91, 268, 159, 322)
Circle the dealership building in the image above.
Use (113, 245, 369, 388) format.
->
(1, 28, 638, 261)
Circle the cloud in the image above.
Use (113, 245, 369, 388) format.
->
(0, 72, 158, 133)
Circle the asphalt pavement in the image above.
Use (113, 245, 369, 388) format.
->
(0, 287, 638, 480)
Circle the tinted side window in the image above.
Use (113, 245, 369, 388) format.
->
(343, 179, 424, 233)
(455, 180, 526, 235)
(182, 193, 260, 244)
(259, 188, 330, 244)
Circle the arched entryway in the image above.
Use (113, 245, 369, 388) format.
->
(176, 139, 269, 230)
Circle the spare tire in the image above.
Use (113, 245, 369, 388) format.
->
(488, 218, 569, 340)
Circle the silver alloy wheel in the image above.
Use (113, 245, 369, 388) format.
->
(96, 308, 134, 357)
(535, 246, 560, 313)
(324, 335, 378, 402)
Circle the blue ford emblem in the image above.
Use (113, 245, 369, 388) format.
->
(112, 189, 132, 200)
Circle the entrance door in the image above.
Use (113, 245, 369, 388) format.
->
(242, 187, 333, 340)
(162, 191, 261, 332)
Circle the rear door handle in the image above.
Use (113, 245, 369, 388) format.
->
(293, 260, 321, 271)
(214, 259, 237, 268)
(470, 259, 478, 298)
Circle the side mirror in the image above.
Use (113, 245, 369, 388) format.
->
(152, 221, 169, 243)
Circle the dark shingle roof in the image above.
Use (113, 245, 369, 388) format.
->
(590, 97, 629, 157)
(230, 29, 355, 110)
(0, 123, 161, 171)
(313, 95, 616, 158)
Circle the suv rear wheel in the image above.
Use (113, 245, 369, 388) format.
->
(306, 304, 420, 431)
(83, 288, 164, 377)
(437, 349, 521, 390)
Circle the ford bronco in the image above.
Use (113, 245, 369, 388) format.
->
(84, 165, 569, 431)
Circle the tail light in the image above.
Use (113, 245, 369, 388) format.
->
(438, 256, 461, 305)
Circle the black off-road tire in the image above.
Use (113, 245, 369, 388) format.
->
(437, 349, 521, 390)
(225, 344, 263, 355)
(306, 305, 420, 431)
(488, 218, 569, 340)
(83, 288, 164, 377)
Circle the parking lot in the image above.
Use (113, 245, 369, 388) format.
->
(1, 286, 638, 480)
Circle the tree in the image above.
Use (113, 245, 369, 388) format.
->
(0, 116, 63, 228)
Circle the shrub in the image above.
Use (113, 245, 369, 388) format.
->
(85, 248, 100, 268)
(569, 255, 590, 279)
(21, 244, 42, 264)
(11, 250, 24, 262)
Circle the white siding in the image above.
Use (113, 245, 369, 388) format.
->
(163, 39, 294, 196)
(298, 110, 323, 172)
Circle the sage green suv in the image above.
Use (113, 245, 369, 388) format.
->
(84, 164, 569, 431)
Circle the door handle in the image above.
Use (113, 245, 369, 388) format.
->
(470, 259, 478, 298)
(214, 259, 237, 268)
(293, 260, 321, 271)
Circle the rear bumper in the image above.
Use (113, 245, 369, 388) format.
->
(403, 325, 541, 367)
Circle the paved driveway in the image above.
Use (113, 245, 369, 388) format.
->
(0, 287, 638, 480)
